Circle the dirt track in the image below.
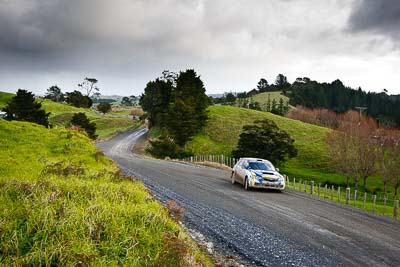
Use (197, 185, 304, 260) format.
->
(97, 128, 400, 267)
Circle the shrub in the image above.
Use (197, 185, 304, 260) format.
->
(147, 135, 193, 159)
(70, 113, 97, 139)
(232, 119, 297, 165)
(97, 102, 111, 114)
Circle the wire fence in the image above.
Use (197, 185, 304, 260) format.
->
(181, 154, 399, 220)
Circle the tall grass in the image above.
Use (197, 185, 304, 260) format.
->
(0, 120, 211, 266)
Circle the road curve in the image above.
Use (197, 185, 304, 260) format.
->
(97, 129, 400, 267)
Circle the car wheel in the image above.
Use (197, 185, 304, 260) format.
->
(231, 172, 236, 184)
(244, 177, 249, 191)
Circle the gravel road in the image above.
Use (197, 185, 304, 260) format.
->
(97, 128, 400, 267)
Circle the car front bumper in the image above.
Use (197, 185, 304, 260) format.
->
(249, 179, 285, 190)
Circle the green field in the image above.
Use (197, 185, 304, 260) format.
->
(1, 92, 139, 140)
(0, 119, 211, 266)
(187, 105, 387, 194)
(248, 91, 290, 106)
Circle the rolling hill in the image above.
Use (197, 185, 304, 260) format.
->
(249, 91, 290, 106)
(0, 91, 139, 140)
(187, 105, 385, 191)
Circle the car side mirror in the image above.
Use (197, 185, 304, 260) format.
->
(276, 168, 280, 172)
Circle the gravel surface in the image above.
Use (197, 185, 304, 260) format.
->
(97, 129, 400, 267)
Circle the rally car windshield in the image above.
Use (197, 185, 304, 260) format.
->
(248, 162, 274, 171)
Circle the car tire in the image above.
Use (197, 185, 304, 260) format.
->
(231, 172, 236, 184)
(244, 177, 249, 191)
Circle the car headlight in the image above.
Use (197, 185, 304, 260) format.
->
(278, 175, 284, 182)
(250, 171, 256, 178)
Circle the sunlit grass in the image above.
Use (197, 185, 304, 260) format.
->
(0, 119, 212, 266)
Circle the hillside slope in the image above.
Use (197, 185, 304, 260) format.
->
(249, 91, 289, 105)
(0, 120, 210, 266)
(188, 105, 342, 182)
(0, 92, 139, 140)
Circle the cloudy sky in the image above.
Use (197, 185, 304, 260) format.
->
(0, 0, 399, 96)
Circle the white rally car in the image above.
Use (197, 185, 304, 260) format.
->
(231, 158, 285, 191)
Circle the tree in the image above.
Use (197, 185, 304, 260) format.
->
(140, 78, 173, 128)
(225, 92, 236, 103)
(2, 89, 50, 127)
(65, 90, 93, 108)
(275, 74, 291, 90)
(167, 69, 209, 145)
(232, 119, 297, 165)
(121, 96, 133, 106)
(266, 95, 271, 112)
(44, 85, 64, 102)
(271, 99, 279, 114)
(376, 129, 400, 197)
(97, 102, 112, 114)
(70, 112, 97, 139)
(326, 110, 378, 191)
(78, 77, 99, 97)
(257, 78, 269, 92)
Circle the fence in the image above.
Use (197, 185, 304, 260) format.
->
(181, 154, 399, 220)
(182, 154, 238, 168)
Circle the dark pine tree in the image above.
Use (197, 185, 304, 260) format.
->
(2, 89, 50, 127)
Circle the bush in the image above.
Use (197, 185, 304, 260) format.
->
(65, 91, 92, 108)
(232, 119, 297, 165)
(97, 102, 111, 114)
(147, 135, 193, 159)
(70, 113, 97, 139)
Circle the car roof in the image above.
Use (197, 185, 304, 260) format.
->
(239, 158, 273, 164)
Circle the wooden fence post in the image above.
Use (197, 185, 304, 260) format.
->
(394, 200, 399, 220)
(293, 178, 296, 190)
(363, 192, 367, 209)
(354, 190, 357, 207)
(310, 181, 314, 195)
(331, 185, 334, 200)
(318, 183, 321, 197)
(382, 197, 387, 215)
(325, 184, 328, 198)
(373, 195, 377, 213)
(338, 187, 341, 203)
(346, 187, 350, 205)
(304, 181, 307, 193)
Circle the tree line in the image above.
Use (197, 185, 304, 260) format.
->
(140, 69, 209, 158)
(210, 74, 291, 116)
(289, 78, 400, 127)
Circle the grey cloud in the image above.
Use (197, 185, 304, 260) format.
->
(0, 0, 398, 95)
(348, 0, 400, 40)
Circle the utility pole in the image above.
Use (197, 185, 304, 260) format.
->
(355, 107, 367, 117)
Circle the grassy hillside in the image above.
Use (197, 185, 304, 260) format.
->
(0, 92, 139, 140)
(249, 91, 289, 105)
(0, 91, 14, 109)
(0, 119, 211, 266)
(188, 105, 386, 191)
